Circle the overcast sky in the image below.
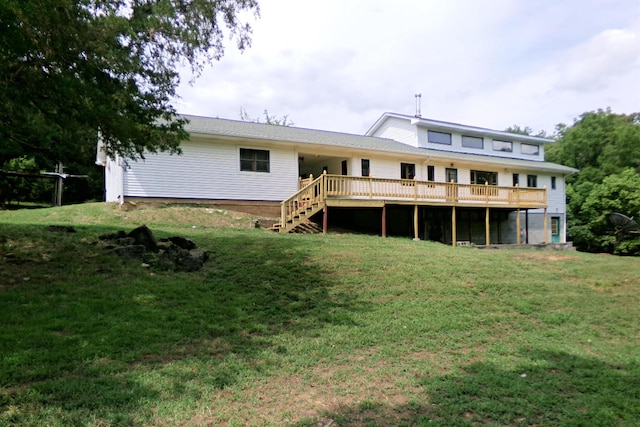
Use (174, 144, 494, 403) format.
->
(175, 0, 640, 136)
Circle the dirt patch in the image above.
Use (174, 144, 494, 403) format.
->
(184, 348, 436, 426)
(516, 252, 578, 262)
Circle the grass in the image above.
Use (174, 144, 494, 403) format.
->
(1, 203, 639, 426)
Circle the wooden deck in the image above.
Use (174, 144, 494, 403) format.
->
(277, 173, 547, 234)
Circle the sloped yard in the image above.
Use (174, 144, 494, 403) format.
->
(1, 204, 638, 426)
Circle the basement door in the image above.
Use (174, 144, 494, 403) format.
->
(551, 216, 561, 243)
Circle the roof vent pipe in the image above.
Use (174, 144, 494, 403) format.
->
(414, 93, 422, 118)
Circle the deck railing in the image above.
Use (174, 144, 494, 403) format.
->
(282, 174, 326, 227)
(281, 174, 546, 229)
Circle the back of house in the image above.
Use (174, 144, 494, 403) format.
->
(99, 112, 577, 245)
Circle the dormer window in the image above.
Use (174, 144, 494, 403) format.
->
(428, 130, 452, 145)
(492, 139, 513, 152)
(521, 143, 540, 155)
(462, 135, 484, 149)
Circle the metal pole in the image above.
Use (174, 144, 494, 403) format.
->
(55, 163, 64, 206)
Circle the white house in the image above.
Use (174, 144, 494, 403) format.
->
(100, 113, 577, 245)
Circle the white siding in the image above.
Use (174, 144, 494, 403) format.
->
(104, 157, 124, 203)
(504, 172, 565, 215)
(123, 138, 299, 201)
(375, 158, 405, 179)
(370, 117, 418, 147)
(321, 157, 347, 175)
(350, 157, 363, 176)
(543, 174, 567, 215)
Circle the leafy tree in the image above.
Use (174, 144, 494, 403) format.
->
(547, 109, 640, 255)
(1, 0, 259, 168)
(0, 157, 54, 207)
(576, 169, 640, 255)
(504, 125, 549, 138)
(240, 107, 294, 126)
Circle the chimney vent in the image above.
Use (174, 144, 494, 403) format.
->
(414, 93, 422, 118)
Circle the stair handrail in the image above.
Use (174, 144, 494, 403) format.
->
(280, 173, 326, 229)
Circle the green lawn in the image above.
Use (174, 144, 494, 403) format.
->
(1, 203, 638, 426)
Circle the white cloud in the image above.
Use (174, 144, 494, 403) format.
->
(554, 28, 639, 93)
(175, 0, 640, 135)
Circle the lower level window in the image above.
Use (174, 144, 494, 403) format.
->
(471, 170, 497, 185)
(401, 163, 415, 180)
(361, 159, 370, 177)
(240, 148, 270, 172)
(446, 168, 458, 183)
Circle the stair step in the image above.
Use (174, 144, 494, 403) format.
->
(292, 220, 323, 234)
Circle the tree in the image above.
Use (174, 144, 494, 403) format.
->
(239, 107, 294, 126)
(576, 169, 640, 255)
(504, 125, 549, 138)
(0, 156, 54, 207)
(547, 109, 640, 176)
(0, 0, 260, 169)
(547, 109, 640, 255)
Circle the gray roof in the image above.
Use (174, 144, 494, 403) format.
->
(182, 115, 578, 174)
(183, 114, 422, 155)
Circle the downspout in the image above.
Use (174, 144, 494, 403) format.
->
(117, 155, 125, 206)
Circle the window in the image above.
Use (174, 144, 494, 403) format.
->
(240, 148, 270, 172)
(471, 170, 497, 185)
(527, 175, 537, 187)
(401, 163, 415, 180)
(462, 135, 484, 149)
(492, 139, 513, 152)
(427, 165, 435, 181)
(551, 217, 560, 235)
(446, 168, 458, 183)
(513, 173, 519, 187)
(521, 143, 540, 155)
(361, 159, 370, 177)
(551, 176, 556, 190)
(428, 130, 452, 145)
(341, 160, 348, 175)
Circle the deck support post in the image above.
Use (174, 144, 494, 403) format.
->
(543, 208, 548, 243)
(423, 207, 428, 241)
(381, 203, 387, 237)
(516, 208, 521, 245)
(451, 206, 457, 247)
(322, 203, 328, 234)
(525, 209, 529, 244)
(485, 207, 490, 245)
(413, 205, 419, 240)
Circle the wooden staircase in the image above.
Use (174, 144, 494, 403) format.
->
(275, 174, 326, 233)
(274, 200, 324, 233)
